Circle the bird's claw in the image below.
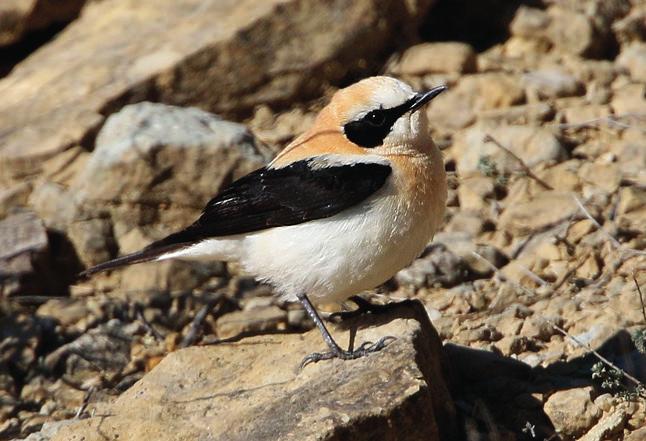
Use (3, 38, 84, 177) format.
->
(299, 335, 396, 369)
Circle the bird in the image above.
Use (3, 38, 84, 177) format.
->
(80, 76, 448, 366)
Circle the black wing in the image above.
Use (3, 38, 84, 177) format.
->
(81, 157, 391, 276)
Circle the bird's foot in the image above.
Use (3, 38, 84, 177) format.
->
(299, 335, 396, 369)
(328, 296, 398, 322)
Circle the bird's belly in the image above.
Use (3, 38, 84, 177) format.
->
(240, 195, 434, 303)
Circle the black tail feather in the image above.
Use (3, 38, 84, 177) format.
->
(78, 243, 186, 278)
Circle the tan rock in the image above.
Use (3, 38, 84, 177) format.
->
(46, 301, 458, 441)
(579, 405, 629, 441)
(215, 305, 287, 339)
(613, 5, 646, 46)
(499, 192, 578, 236)
(544, 387, 601, 438)
(611, 83, 646, 115)
(578, 162, 622, 193)
(562, 104, 612, 126)
(522, 68, 582, 99)
(426, 73, 525, 130)
(395, 42, 477, 75)
(0, 0, 432, 184)
(617, 43, 646, 82)
(456, 177, 495, 211)
(617, 186, 646, 215)
(0, 0, 86, 46)
(453, 123, 565, 176)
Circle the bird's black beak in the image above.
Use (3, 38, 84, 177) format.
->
(408, 85, 447, 113)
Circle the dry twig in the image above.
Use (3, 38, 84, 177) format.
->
(483, 134, 554, 191)
(556, 112, 646, 133)
(180, 293, 224, 348)
(551, 323, 644, 389)
(635, 274, 646, 324)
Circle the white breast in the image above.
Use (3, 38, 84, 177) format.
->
(239, 167, 441, 303)
(159, 154, 446, 305)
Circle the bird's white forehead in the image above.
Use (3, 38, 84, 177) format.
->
(368, 77, 416, 109)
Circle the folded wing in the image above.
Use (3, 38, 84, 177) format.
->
(80, 155, 392, 276)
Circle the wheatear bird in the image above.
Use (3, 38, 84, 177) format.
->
(82, 76, 447, 365)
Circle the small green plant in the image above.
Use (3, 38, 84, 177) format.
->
(477, 155, 508, 186)
(591, 361, 646, 401)
(633, 328, 646, 354)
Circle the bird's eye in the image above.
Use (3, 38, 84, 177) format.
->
(365, 110, 386, 127)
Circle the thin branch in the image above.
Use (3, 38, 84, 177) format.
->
(572, 195, 621, 248)
(75, 386, 95, 419)
(471, 251, 536, 297)
(634, 273, 646, 324)
(135, 303, 164, 341)
(551, 323, 644, 389)
(180, 293, 223, 348)
(483, 134, 554, 191)
(556, 112, 646, 133)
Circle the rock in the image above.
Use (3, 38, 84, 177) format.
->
(579, 162, 622, 193)
(617, 186, 646, 216)
(426, 73, 525, 130)
(613, 6, 646, 45)
(499, 192, 578, 236)
(69, 102, 268, 267)
(452, 123, 566, 176)
(561, 104, 612, 126)
(43, 319, 135, 379)
(611, 83, 646, 115)
(455, 176, 496, 212)
(509, 6, 550, 40)
(215, 305, 287, 339)
(395, 242, 469, 288)
(617, 43, 646, 82)
(0, 182, 31, 218)
(0, 211, 55, 296)
(44, 301, 458, 441)
(522, 68, 582, 99)
(544, 387, 601, 438)
(0, 0, 433, 184)
(0, 0, 86, 47)
(579, 405, 629, 441)
(395, 42, 477, 75)
(510, 2, 629, 58)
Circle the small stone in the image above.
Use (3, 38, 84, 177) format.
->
(456, 177, 495, 211)
(544, 387, 601, 438)
(215, 306, 287, 339)
(523, 68, 582, 99)
(396, 42, 477, 75)
(617, 187, 646, 215)
(617, 43, 646, 82)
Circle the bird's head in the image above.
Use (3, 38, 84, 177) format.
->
(320, 76, 446, 155)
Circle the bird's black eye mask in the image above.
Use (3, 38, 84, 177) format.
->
(343, 86, 447, 148)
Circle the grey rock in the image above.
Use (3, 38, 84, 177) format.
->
(69, 102, 269, 272)
(0, 211, 50, 296)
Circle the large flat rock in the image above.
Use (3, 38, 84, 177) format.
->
(44, 301, 458, 441)
(0, 0, 432, 184)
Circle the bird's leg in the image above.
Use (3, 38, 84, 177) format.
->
(297, 293, 395, 368)
(328, 295, 399, 322)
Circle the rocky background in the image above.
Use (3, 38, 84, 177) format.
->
(1, 0, 645, 440)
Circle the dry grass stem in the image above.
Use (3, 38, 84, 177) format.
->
(483, 134, 554, 191)
(551, 323, 644, 389)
